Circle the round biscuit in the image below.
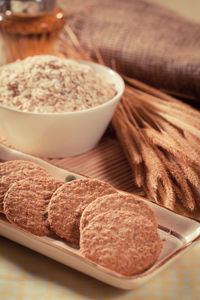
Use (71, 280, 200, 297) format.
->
(0, 160, 49, 213)
(80, 192, 158, 230)
(80, 211, 162, 276)
(4, 176, 63, 236)
(48, 178, 116, 245)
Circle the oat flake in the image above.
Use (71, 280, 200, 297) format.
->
(0, 55, 117, 113)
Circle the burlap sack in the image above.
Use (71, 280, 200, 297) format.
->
(59, 0, 200, 103)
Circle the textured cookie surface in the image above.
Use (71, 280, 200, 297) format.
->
(0, 160, 49, 213)
(80, 192, 158, 230)
(4, 176, 62, 236)
(80, 211, 162, 276)
(48, 178, 116, 245)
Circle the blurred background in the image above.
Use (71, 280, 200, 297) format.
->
(58, 0, 200, 22)
(0, 0, 199, 64)
(153, 0, 200, 22)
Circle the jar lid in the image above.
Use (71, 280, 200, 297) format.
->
(0, 0, 57, 17)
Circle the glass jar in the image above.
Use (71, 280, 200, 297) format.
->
(0, 0, 66, 64)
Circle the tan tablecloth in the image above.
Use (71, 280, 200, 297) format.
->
(0, 237, 200, 299)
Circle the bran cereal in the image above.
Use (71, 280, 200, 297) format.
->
(0, 55, 116, 113)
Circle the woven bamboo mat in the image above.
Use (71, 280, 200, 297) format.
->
(0, 131, 141, 195)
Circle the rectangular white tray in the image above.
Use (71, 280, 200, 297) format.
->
(0, 144, 200, 290)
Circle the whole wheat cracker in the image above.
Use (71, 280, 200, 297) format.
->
(48, 178, 116, 245)
(0, 160, 50, 213)
(80, 211, 162, 276)
(4, 176, 63, 236)
(80, 192, 158, 230)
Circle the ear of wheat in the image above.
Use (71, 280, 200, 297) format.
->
(112, 79, 200, 217)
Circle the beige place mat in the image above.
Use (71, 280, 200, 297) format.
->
(47, 136, 141, 194)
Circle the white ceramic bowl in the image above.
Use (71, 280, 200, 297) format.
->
(0, 60, 124, 158)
